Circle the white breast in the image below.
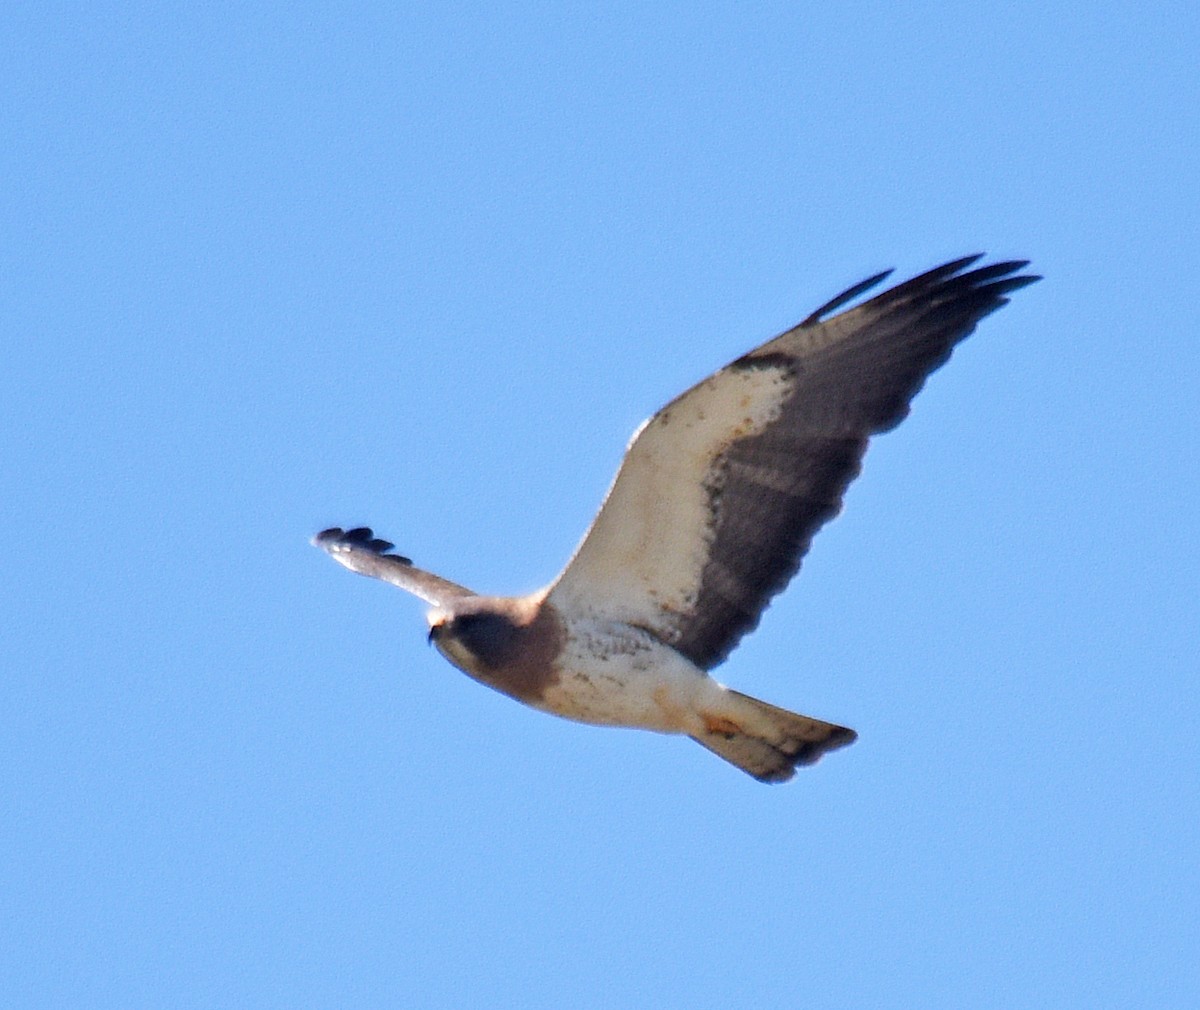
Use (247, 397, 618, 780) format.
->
(533, 618, 722, 735)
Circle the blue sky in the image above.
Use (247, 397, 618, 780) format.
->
(3, 3, 1197, 1007)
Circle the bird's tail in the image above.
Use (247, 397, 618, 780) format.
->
(690, 690, 856, 783)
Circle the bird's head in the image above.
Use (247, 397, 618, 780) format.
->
(426, 604, 521, 674)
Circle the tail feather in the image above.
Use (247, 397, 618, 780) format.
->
(690, 690, 856, 783)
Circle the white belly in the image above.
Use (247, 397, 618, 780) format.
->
(532, 619, 719, 734)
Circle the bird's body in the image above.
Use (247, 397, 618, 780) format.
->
(496, 611, 733, 735)
(315, 255, 1038, 782)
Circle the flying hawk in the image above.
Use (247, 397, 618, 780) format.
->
(314, 255, 1038, 782)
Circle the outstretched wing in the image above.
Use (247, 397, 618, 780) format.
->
(547, 256, 1039, 670)
(312, 527, 475, 606)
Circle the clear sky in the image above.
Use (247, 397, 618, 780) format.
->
(3, 3, 1197, 1007)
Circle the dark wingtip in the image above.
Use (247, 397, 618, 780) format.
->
(853, 254, 1039, 321)
(802, 267, 895, 326)
(311, 526, 410, 563)
(312, 527, 345, 548)
(344, 527, 396, 553)
(798, 254, 1040, 329)
(999, 272, 1042, 291)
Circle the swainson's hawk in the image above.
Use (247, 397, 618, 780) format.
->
(315, 255, 1038, 782)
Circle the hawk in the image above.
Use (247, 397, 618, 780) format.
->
(314, 255, 1038, 782)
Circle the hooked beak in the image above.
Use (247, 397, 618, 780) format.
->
(426, 608, 448, 646)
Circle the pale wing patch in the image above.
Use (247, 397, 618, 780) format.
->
(548, 361, 794, 629)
